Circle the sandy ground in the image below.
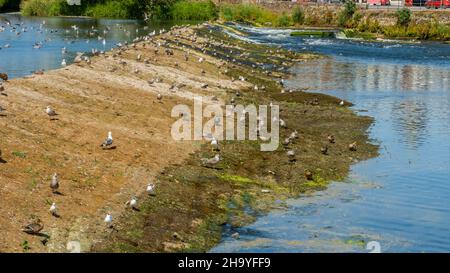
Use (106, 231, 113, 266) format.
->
(0, 26, 250, 252)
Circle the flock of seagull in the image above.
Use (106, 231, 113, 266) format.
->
(0, 17, 360, 243)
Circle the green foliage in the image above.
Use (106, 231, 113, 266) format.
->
(85, 0, 143, 19)
(170, 0, 217, 21)
(276, 13, 291, 27)
(219, 4, 278, 26)
(396, 8, 411, 27)
(292, 6, 304, 25)
(338, 0, 357, 27)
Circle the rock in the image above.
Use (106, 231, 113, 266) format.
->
(162, 242, 190, 252)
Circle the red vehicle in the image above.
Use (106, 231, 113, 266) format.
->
(425, 0, 450, 8)
(367, 0, 391, 5)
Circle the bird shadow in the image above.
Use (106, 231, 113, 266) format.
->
(49, 117, 59, 121)
(0, 114, 7, 117)
(0, 93, 7, 97)
(203, 165, 224, 170)
(52, 191, 64, 196)
(102, 146, 117, 150)
(0, 158, 6, 164)
(132, 207, 141, 212)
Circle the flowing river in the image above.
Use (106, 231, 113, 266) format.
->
(1, 14, 450, 252)
(212, 26, 450, 253)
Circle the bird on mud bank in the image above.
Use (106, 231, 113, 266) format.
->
(49, 203, 59, 217)
(321, 145, 328, 155)
(287, 150, 296, 162)
(22, 218, 44, 235)
(46, 106, 57, 119)
(349, 142, 357, 151)
(327, 134, 335, 144)
(0, 73, 8, 82)
(147, 183, 156, 196)
(305, 170, 313, 181)
(0, 104, 6, 116)
(126, 197, 139, 210)
(201, 154, 220, 167)
(100, 131, 114, 149)
(211, 137, 220, 151)
(104, 214, 113, 228)
(50, 173, 60, 194)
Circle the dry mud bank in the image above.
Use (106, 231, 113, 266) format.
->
(0, 23, 377, 252)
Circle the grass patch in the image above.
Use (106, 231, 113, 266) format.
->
(291, 30, 335, 38)
(170, 0, 217, 21)
(12, 151, 26, 158)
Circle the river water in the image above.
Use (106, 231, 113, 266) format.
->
(0, 13, 189, 79)
(211, 26, 450, 253)
(2, 15, 450, 252)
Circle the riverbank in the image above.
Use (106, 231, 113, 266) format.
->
(0, 23, 377, 252)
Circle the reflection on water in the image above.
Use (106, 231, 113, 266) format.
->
(0, 13, 195, 78)
(212, 27, 450, 252)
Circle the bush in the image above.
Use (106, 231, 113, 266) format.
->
(396, 8, 411, 27)
(276, 13, 291, 27)
(292, 6, 304, 25)
(219, 4, 278, 26)
(171, 0, 217, 21)
(338, 0, 356, 27)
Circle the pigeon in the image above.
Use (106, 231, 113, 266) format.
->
(101, 132, 113, 149)
(50, 173, 59, 193)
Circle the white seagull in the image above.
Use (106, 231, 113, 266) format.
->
(100, 131, 113, 149)
(50, 173, 59, 193)
(104, 214, 113, 228)
(147, 183, 155, 195)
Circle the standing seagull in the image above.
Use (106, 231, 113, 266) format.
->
(46, 106, 57, 118)
(126, 197, 138, 210)
(50, 173, 59, 194)
(49, 203, 59, 217)
(147, 183, 156, 196)
(104, 214, 113, 228)
(61, 59, 67, 67)
(100, 131, 113, 149)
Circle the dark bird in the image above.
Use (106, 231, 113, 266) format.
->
(321, 145, 328, 155)
(305, 170, 313, 181)
(327, 134, 335, 144)
(22, 218, 43, 235)
(0, 73, 8, 81)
